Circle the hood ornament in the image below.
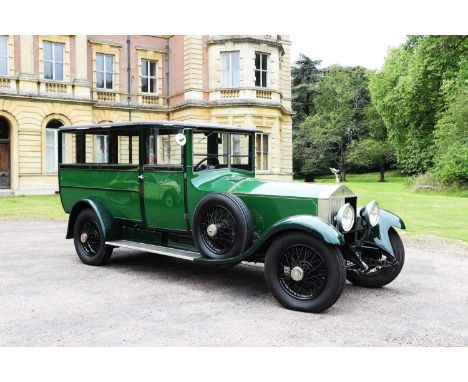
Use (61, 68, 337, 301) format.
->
(330, 168, 341, 185)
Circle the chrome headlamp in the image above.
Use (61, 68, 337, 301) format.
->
(335, 203, 355, 232)
(362, 200, 380, 227)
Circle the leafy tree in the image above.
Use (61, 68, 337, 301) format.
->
(296, 65, 373, 181)
(433, 60, 468, 187)
(370, 35, 468, 176)
(291, 54, 322, 128)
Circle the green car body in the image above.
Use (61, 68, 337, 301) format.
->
(59, 121, 406, 312)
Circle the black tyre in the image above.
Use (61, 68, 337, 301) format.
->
(193, 192, 253, 259)
(264, 232, 346, 313)
(73, 209, 113, 266)
(346, 228, 405, 288)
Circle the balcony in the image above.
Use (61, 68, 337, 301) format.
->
(210, 88, 279, 102)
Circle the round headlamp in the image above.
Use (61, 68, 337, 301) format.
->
(335, 203, 355, 232)
(362, 200, 380, 227)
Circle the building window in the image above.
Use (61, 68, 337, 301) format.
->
(256, 133, 270, 172)
(45, 119, 64, 173)
(255, 52, 268, 88)
(96, 53, 114, 90)
(0, 36, 8, 76)
(141, 59, 157, 93)
(44, 41, 64, 81)
(221, 51, 240, 88)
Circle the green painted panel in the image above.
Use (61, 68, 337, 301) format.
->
(237, 194, 317, 235)
(143, 171, 186, 230)
(60, 168, 141, 221)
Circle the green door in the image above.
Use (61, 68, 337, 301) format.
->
(142, 127, 187, 231)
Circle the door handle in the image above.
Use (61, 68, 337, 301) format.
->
(138, 174, 144, 180)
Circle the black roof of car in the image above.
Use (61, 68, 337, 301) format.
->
(59, 120, 261, 133)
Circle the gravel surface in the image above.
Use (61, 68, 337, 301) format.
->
(1, 220, 467, 346)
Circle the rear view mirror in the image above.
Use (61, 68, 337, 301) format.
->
(175, 133, 186, 146)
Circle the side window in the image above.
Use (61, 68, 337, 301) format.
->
(230, 133, 252, 170)
(61, 132, 77, 164)
(193, 131, 229, 171)
(84, 130, 109, 164)
(109, 127, 139, 165)
(145, 128, 182, 166)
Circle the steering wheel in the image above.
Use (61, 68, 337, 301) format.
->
(194, 157, 219, 172)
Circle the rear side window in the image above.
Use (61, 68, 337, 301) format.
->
(109, 127, 139, 165)
(84, 130, 109, 164)
(60, 131, 78, 164)
(145, 128, 182, 166)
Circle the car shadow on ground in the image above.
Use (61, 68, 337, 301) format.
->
(104, 249, 405, 308)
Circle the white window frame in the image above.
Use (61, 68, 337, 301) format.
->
(221, 51, 240, 88)
(0, 36, 8, 77)
(43, 41, 64, 81)
(256, 133, 270, 172)
(96, 53, 114, 90)
(45, 128, 59, 173)
(255, 52, 268, 88)
(141, 59, 158, 94)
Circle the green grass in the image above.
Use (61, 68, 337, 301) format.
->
(0, 195, 68, 220)
(304, 171, 468, 242)
(1, 171, 467, 242)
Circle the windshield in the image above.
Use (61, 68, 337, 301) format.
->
(192, 130, 253, 172)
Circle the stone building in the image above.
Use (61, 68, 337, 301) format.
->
(0, 35, 292, 195)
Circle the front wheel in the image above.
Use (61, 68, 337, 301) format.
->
(346, 228, 405, 288)
(73, 209, 113, 266)
(264, 232, 346, 313)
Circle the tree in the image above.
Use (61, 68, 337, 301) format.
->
(296, 66, 373, 181)
(291, 54, 322, 128)
(432, 60, 468, 187)
(370, 35, 468, 176)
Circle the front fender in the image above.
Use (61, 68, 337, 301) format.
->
(359, 208, 405, 256)
(194, 214, 344, 265)
(66, 199, 117, 241)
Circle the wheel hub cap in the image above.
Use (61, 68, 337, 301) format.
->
(80, 233, 88, 243)
(290, 266, 304, 281)
(206, 224, 217, 237)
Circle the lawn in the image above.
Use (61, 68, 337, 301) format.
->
(0, 195, 68, 221)
(0, 171, 467, 242)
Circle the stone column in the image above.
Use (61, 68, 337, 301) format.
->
(73, 35, 91, 99)
(18, 35, 38, 94)
(183, 35, 204, 101)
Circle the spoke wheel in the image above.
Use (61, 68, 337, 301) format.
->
(264, 232, 346, 313)
(73, 208, 113, 266)
(79, 219, 102, 257)
(200, 206, 236, 255)
(278, 245, 328, 300)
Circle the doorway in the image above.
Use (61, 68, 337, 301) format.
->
(0, 117, 10, 189)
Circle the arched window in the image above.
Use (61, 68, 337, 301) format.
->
(45, 119, 64, 173)
(0, 117, 10, 188)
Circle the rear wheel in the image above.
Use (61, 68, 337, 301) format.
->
(346, 228, 405, 288)
(73, 209, 113, 266)
(264, 232, 346, 313)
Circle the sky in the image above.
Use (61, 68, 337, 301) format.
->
(290, 33, 407, 70)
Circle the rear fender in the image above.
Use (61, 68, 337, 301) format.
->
(66, 199, 116, 241)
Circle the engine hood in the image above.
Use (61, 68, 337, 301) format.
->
(230, 177, 355, 200)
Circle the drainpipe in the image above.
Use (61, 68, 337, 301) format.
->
(127, 35, 132, 121)
(165, 37, 170, 120)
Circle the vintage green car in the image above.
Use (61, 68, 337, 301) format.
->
(58, 121, 405, 313)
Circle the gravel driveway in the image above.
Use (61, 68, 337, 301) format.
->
(1, 220, 467, 346)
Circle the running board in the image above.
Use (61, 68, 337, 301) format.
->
(106, 240, 202, 261)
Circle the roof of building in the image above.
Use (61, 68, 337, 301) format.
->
(59, 120, 261, 133)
